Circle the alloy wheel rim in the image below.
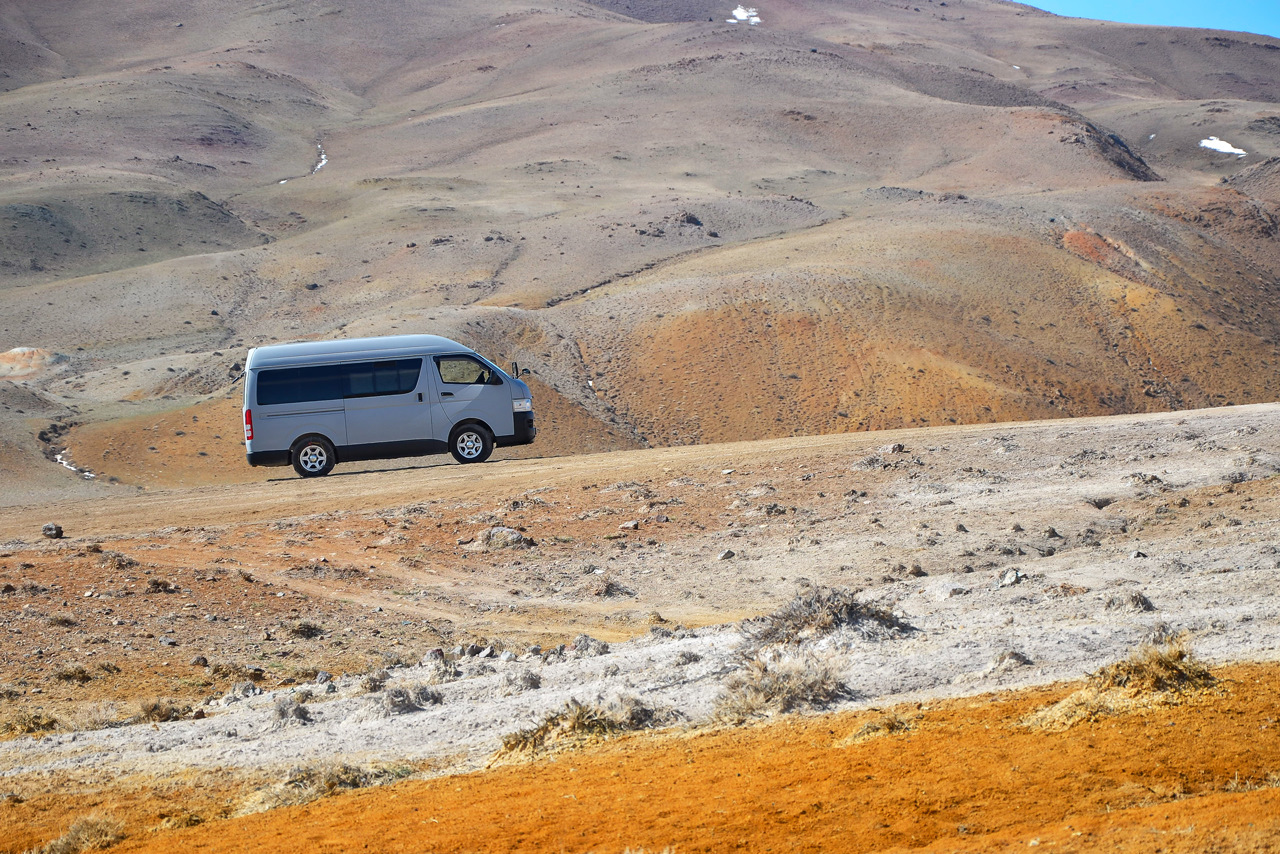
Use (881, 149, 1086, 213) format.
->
(300, 445, 327, 471)
(457, 432, 483, 458)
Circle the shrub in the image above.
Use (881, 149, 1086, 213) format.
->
(27, 813, 125, 854)
(53, 665, 92, 685)
(137, 700, 188, 723)
(839, 712, 914, 745)
(742, 585, 909, 652)
(1023, 637, 1215, 731)
(288, 621, 324, 640)
(2, 710, 60, 735)
(1088, 636, 1213, 693)
(359, 670, 390, 693)
(715, 653, 849, 724)
(497, 696, 657, 757)
(273, 697, 312, 724)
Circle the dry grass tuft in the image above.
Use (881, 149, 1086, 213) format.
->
(234, 762, 415, 816)
(1087, 637, 1213, 693)
(26, 813, 125, 853)
(3, 710, 60, 736)
(52, 665, 92, 685)
(742, 586, 909, 652)
(288, 621, 324, 639)
(715, 653, 850, 724)
(838, 712, 916, 746)
(137, 699, 189, 723)
(1024, 638, 1215, 731)
(273, 697, 312, 724)
(497, 696, 658, 757)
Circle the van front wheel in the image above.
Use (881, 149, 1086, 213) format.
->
(292, 436, 336, 477)
(450, 424, 493, 463)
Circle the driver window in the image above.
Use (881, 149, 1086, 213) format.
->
(437, 356, 494, 385)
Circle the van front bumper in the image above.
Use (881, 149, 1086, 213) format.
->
(246, 450, 291, 467)
(498, 412, 536, 447)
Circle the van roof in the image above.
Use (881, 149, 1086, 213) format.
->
(246, 334, 472, 369)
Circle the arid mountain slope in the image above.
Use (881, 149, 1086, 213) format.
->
(0, 0, 1277, 498)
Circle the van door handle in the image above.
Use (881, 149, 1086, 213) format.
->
(441, 392, 453, 397)
(417, 393, 423, 402)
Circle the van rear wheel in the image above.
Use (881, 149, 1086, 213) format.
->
(292, 436, 336, 477)
(450, 424, 493, 463)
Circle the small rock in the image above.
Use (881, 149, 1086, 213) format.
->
(907, 565, 928, 577)
(955, 523, 968, 533)
(477, 645, 495, 659)
(498, 650, 516, 662)
(159, 637, 177, 647)
(1131, 550, 1147, 559)
(1010, 523, 1024, 533)
(883, 443, 906, 454)
(1044, 527, 1061, 539)
(619, 520, 640, 531)
(655, 514, 670, 523)
(717, 549, 735, 560)
(41, 523, 63, 539)
(998, 569, 1026, 588)
(313, 671, 333, 684)
(189, 655, 208, 667)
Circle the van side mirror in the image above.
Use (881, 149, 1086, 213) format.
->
(521, 368, 530, 376)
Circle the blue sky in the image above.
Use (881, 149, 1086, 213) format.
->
(1025, 1, 1280, 39)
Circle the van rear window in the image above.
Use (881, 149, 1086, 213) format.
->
(256, 358, 422, 405)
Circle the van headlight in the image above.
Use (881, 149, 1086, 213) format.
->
(513, 398, 533, 412)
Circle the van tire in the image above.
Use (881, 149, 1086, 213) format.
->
(450, 424, 493, 463)
(292, 436, 336, 477)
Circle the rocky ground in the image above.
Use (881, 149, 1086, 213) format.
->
(3, 403, 1280, 851)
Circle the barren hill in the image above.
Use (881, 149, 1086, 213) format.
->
(0, 0, 1277, 499)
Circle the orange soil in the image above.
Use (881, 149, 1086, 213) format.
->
(9, 662, 1277, 854)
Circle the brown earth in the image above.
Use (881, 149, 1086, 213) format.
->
(5, 662, 1279, 854)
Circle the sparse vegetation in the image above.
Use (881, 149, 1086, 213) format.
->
(52, 665, 92, 685)
(715, 653, 850, 724)
(137, 700, 189, 723)
(360, 670, 390, 693)
(497, 696, 659, 757)
(26, 813, 125, 854)
(234, 762, 416, 816)
(839, 713, 915, 745)
(145, 578, 175, 594)
(2, 710, 60, 736)
(381, 683, 443, 714)
(273, 697, 312, 724)
(47, 615, 77, 628)
(741, 585, 909, 652)
(288, 620, 324, 639)
(1023, 638, 1216, 731)
(1088, 636, 1213, 693)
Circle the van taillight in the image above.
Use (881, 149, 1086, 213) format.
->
(244, 409, 253, 441)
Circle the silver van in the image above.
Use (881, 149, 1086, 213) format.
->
(242, 334, 535, 477)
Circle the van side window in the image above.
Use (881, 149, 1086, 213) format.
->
(345, 359, 422, 398)
(257, 364, 343, 405)
(256, 358, 421, 405)
(436, 356, 498, 385)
